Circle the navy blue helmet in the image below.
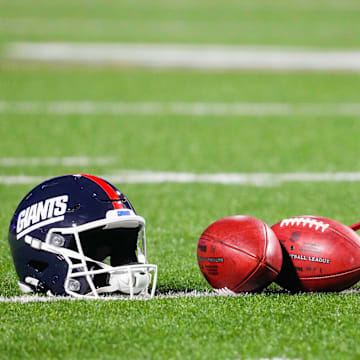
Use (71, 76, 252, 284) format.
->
(8, 174, 157, 298)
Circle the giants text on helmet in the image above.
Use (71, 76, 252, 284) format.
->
(16, 195, 69, 236)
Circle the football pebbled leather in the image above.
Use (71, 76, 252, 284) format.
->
(197, 215, 282, 293)
(271, 216, 360, 292)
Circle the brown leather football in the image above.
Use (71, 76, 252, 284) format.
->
(272, 216, 360, 292)
(197, 215, 282, 293)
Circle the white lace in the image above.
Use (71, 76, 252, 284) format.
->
(279, 217, 329, 233)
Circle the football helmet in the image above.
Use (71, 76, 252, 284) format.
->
(8, 174, 157, 298)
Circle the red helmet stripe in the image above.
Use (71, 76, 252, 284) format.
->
(81, 174, 123, 209)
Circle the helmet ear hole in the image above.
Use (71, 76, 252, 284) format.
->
(28, 260, 48, 273)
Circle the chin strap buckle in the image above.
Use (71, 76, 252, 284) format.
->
(110, 271, 151, 296)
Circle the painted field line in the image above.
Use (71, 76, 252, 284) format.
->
(1, 101, 360, 117)
(1, 288, 358, 303)
(0, 156, 114, 167)
(5, 42, 360, 71)
(3, 171, 360, 186)
(0, 289, 239, 303)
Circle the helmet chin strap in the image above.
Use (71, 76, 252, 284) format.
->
(96, 270, 152, 297)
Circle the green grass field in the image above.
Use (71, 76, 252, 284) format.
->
(1, 1, 360, 359)
(1, 0, 360, 47)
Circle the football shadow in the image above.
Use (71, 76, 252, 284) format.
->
(274, 243, 303, 293)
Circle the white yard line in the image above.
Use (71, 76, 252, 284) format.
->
(3, 171, 360, 186)
(0, 289, 237, 303)
(1, 101, 360, 117)
(4, 42, 360, 71)
(0, 288, 358, 303)
(0, 156, 115, 167)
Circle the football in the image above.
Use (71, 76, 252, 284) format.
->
(197, 215, 283, 292)
(271, 216, 360, 292)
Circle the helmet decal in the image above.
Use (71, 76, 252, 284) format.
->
(81, 174, 124, 209)
(16, 195, 69, 239)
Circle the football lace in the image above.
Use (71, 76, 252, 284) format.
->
(279, 217, 330, 232)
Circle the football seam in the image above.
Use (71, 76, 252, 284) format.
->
(232, 260, 264, 291)
(231, 219, 270, 291)
(200, 233, 260, 261)
(232, 258, 279, 291)
(263, 261, 281, 275)
(261, 222, 268, 264)
(218, 240, 261, 291)
(297, 266, 360, 280)
(261, 224, 281, 275)
(328, 227, 360, 250)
